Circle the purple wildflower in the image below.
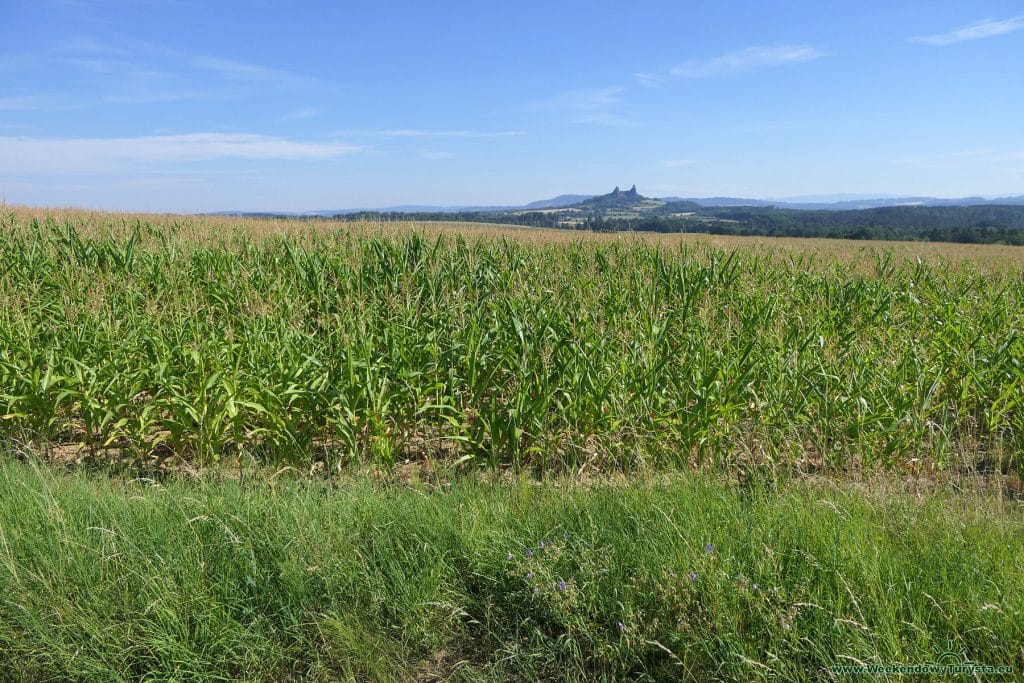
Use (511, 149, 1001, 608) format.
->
(563, 532, 569, 541)
(526, 549, 534, 558)
(689, 571, 698, 582)
(507, 552, 513, 561)
(705, 544, 715, 554)
(556, 580, 567, 591)
(617, 621, 625, 632)
(533, 586, 539, 593)
(526, 572, 534, 581)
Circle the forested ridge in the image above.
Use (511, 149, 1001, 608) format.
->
(335, 202, 1024, 245)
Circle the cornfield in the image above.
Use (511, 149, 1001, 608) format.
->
(1, 210, 1022, 471)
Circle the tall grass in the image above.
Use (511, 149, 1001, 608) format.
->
(0, 459, 1020, 681)
(0, 211, 1022, 471)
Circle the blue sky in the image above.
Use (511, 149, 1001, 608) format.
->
(2, 0, 1023, 211)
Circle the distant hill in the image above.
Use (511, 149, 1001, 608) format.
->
(579, 186, 664, 211)
(225, 183, 1024, 245)
(523, 194, 594, 209)
(210, 191, 1024, 218)
(678, 197, 778, 208)
(581, 185, 643, 208)
(657, 199, 707, 213)
(668, 195, 1024, 211)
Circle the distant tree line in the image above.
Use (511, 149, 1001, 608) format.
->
(333, 204, 1024, 245)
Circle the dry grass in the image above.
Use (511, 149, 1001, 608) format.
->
(8, 204, 1024, 272)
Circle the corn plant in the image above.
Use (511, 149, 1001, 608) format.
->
(0, 213, 1020, 472)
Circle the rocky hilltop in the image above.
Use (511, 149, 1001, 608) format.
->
(579, 185, 661, 211)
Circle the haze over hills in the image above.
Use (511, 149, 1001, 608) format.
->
(523, 194, 594, 210)
(658, 195, 1024, 210)
(212, 189, 1024, 217)
(316, 186, 1024, 246)
(705, 195, 1024, 210)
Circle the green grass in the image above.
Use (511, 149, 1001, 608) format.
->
(0, 211, 1022, 473)
(1, 210, 1022, 679)
(0, 459, 1021, 681)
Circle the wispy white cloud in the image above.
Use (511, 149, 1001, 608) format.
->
(62, 57, 163, 77)
(59, 36, 131, 57)
(100, 89, 225, 104)
(278, 107, 322, 122)
(0, 53, 46, 73)
(528, 86, 625, 112)
(0, 96, 56, 111)
(634, 72, 667, 87)
(0, 174, 210, 194)
(0, 133, 363, 174)
(374, 129, 525, 138)
(662, 159, 699, 169)
(32, 39, 321, 106)
(57, 40, 261, 78)
(670, 45, 827, 78)
(524, 86, 632, 126)
(59, 55, 225, 105)
(573, 113, 635, 127)
(187, 56, 304, 84)
(910, 17, 1024, 45)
